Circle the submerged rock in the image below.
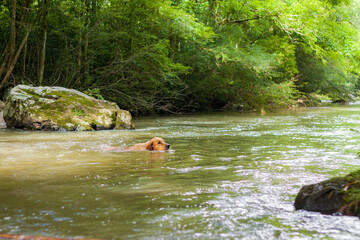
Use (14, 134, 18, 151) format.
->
(4, 85, 135, 131)
(295, 170, 360, 217)
(0, 112, 5, 129)
(0, 101, 6, 129)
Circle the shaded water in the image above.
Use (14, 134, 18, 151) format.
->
(1, 105, 360, 239)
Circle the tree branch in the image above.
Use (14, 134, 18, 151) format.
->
(225, 14, 278, 24)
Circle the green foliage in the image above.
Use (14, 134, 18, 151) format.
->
(73, 107, 84, 117)
(296, 47, 357, 100)
(0, 2, 9, 29)
(84, 88, 104, 100)
(1, 0, 360, 114)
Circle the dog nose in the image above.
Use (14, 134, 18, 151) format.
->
(166, 144, 170, 149)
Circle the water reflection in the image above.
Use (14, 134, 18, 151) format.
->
(1, 106, 360, 239)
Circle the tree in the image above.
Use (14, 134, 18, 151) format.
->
(38, 0, 49, 85)
(0, 0, 359, 113)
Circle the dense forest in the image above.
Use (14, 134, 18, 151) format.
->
(0, 0, 360, 115)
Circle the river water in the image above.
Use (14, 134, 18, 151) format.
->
(1, 104, 360, 239)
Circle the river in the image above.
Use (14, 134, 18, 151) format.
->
(1, 104, 360, 239)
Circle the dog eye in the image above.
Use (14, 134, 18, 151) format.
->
(158, 141, 161, 144)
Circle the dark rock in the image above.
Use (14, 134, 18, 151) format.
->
(332, 100, 349, 104)
(0, 111, 6, 129)
(0, 100, 5, 129)
(294, 178, 346, 214)
(295, 170, 360, 217)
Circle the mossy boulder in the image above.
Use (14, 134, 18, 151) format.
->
(4, 85, 135, 131)
(295, 170, 360, 217)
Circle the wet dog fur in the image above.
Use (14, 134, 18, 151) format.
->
(104, 137, 170, 151)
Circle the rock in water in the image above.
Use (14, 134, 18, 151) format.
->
(294, 170, 360, 217)
(0, 100, 5, 129)
(0, 111, 6, 129)
(0, 100, 5, 111)
(3, 85, 135, 131)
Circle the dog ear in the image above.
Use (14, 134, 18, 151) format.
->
(145, 140, 153, 150)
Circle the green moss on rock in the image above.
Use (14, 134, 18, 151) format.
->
(4, 85, 134, 131)
(295, 169, 360, 217)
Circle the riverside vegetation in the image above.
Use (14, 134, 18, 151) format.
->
(0, 0, 360, 115)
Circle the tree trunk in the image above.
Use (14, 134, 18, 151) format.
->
(0, 31, 31, 89)
(84, 0, 91, 78)
(208, 0, 219, 24)
(0, 0, 17, 90)
(38, 0, 48, 85)
(17, 0, 32, 33)
(76, 35, 82, 87)
(0, 46, 9, 79)
(84, 34, 89, 77)
(8, 0, 16, 69)
(22, 41, 27, 82)
(36, 45, 40, 77)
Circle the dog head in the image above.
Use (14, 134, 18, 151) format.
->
(145, 137, 170, 151)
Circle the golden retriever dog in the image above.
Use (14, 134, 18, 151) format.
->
(105, 137, 170, 151)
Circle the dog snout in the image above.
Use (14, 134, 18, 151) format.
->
(166, 144, 170, 149)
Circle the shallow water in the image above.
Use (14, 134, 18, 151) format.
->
(1, 105, 360, 239)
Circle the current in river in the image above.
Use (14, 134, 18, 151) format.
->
(1, 104, 360, 239)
